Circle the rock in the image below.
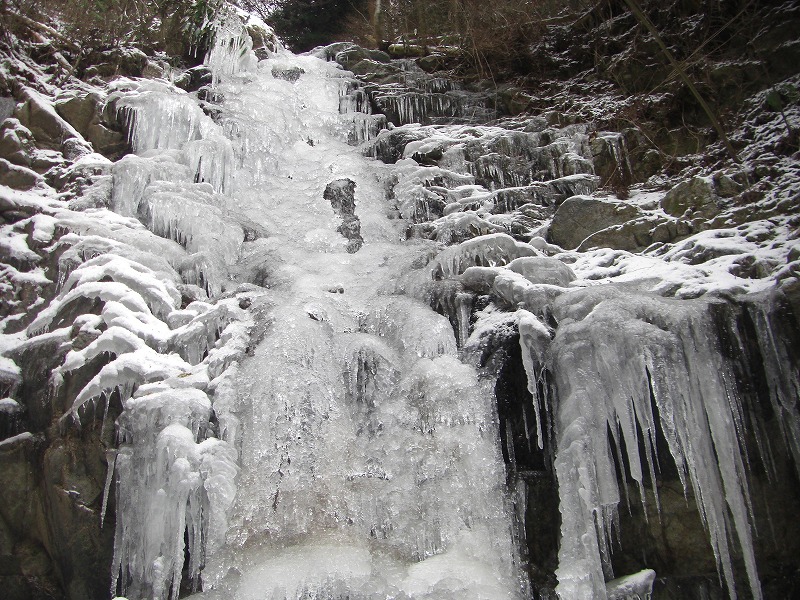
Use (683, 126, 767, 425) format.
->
(53, 91, 102, 137)
(81, 46, 147, 79)
(85, 122, 127, 159)
(334, 46, 391, 71)
(506, 256, 576, 287)
(324, 178, 363, 253)
(347, 59, 402, 80)
(416, 53, 459, 73)
(271, 66, 304, 82)
(173, 66, 212, 93)
(61, 138, 90, 162)
(50, 91, 127, 159)
(0, 158, 42, 190)
(387, 43, 427, 58)
(14, 88, 91, 156)
(661, 176, 722, 219)
(42, 435, 114, 600)
(0, 97, 15, 122)
(548, 195, 642, 250)
(373, 128, 429, 164)
(578, 216, 664, 252)
(0, 118, 34, 167)
(497, 86, 533, 116)
(247, 23, 280, 60)
(315, 42, 356, 62)
(141, 59, 166, 79)
(712, 171, 744, 198)
(591, 132, 632, 189)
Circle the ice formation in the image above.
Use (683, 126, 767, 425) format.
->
(3, 6, 797, 600)
(48, 12, 523, 600)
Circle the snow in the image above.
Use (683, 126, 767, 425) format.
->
(1, 7, 797, 600)
(606, 569, 656, 600)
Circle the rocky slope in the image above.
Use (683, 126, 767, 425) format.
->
(0, 1, 798, 599)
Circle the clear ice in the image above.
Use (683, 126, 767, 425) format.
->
(95, 11, 524, 600)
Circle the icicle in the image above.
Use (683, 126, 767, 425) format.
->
(542, 288, 763, 600)
(100, 448, 116, 528)
(518, 309, 551, 450)
(205, 11, 256, 86)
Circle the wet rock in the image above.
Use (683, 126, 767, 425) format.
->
(324, 178, 363, 253)
(548, 195, 643, 250)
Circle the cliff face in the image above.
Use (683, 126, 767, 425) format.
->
(0, 2, 798, 599)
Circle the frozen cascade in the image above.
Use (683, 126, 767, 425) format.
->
(73, 10, 796, 600)
(96, 12, 525, 600)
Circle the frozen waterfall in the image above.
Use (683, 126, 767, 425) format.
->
(82, 10, 800, 600)
(103, 12, 523, 600)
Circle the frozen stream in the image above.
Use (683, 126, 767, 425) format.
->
(105, 15, 524, 600)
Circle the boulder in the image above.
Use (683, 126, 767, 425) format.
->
(661, 176, 722, 220)
(174, 66, 212, 93)
(54, 91, 103, 136)
(334, 46, 391, 71)
(53, 90, 127, 159)
(0, 119, 33, 166)
(14, 88, 91, 157)
(548, 195, 642, 250)
(0, 158, 43, 190)
(577, 215, 666, 252)
(347, 59, 402, 81)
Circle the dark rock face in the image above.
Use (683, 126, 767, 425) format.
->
(548, 195, 643, 250)
(324, 178, 363, 253)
